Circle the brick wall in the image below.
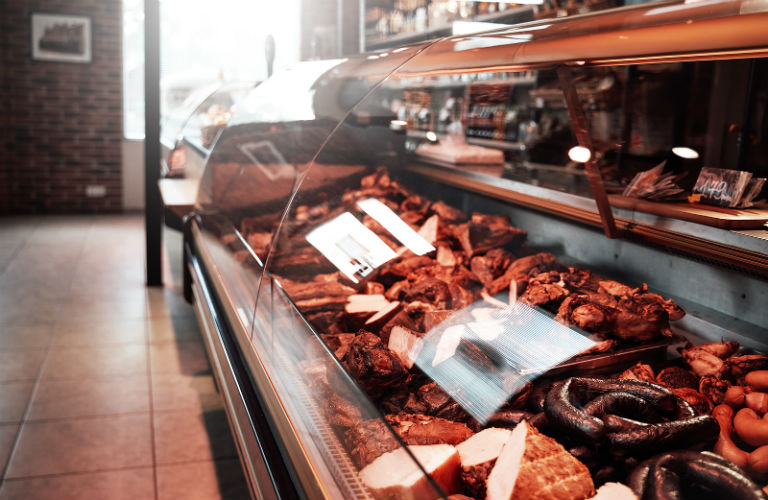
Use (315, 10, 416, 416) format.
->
(0, 0, 122, 213)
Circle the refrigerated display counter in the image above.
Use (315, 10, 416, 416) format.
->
(182, 2, 768, 498)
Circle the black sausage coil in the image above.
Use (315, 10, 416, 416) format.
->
(628, 450, 767, 500)
(544, 377, 716, 454)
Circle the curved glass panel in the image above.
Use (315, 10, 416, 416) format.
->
(254, 2, 768, 496)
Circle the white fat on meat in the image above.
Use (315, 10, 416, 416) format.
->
(437, 245, 457, 267)
(345, 294, 390, 314)
(388, 326, 424, 369)
(589, 483, 638, 500)
(359, 444, 460, 500)
(456, 428, 513, 468)
(418, 214, 440, 244)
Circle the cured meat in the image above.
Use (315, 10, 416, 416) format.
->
(487, 253, 558, 296)
(456, 428, 513, 500)
(619, 362, 656, 384)
(656, 366, 699, 390)
(486, 421, 595, 500)
(388, 326, 424, 369)
(341, 332, 407, 394)
(387, 413, 474, 446)
(359, 444, 461, 500)
(470, 249, 515, 288)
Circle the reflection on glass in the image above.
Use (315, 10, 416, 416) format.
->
(415, 301, 595, 423)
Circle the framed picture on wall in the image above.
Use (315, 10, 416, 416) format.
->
(31, 13, 92, 63)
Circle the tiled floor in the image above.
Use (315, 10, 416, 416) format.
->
(0, 215, 250, 499)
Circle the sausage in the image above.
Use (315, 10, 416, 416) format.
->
(602, 413, 648, 433)
(746, 371, 768, 392)
(544, 379, 605, 442)
(747, 392, 768, 415)
(632, 450, 767, 500)
(582, 391, 662, 423)
(528, 381, 553, 413)
(607, 415, 719, 455)
(747, 445, 768, 476)
(725, 386, 748, 408)
(735, 408, 768, 447)
(579, 378, 677, 412)
(713, 404, 749, 468)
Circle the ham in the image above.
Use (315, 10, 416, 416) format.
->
(456, 428, 513, 500)
(360, 444, 460, 500)
(486, 421, 594, 500)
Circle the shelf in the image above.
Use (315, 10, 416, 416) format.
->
(365, 5, 534, 51)
(404, 160, 768, 275)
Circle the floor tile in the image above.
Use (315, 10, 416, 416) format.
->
(0, 382, 34, 423)
(6, 414, 152, 478)
(147, 315, 202, 344)
(58, 295, 147, 323)
(53, 317, 147, 347)
(152, 374, 222, 412)
(150, 340, 210, 376)
(41, 345, 147, 380)
(156, 459, 249, 500)
(153, 410, 238, 465)
(147, 286, 194, 319)
(0, 467, 155, 500)
(0, 424, 19, 474)
(0, 350, 47, 382)
(27, 376, 150, 421)
(0, 323, 54, 350)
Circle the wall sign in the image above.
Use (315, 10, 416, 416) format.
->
(31, 13, 92, 63)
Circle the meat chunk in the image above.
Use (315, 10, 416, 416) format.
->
(486, 421, 595, 500)
(456, 428, 513, 500)
(487, 253, 557, 296)
(359, 444, 460, 500)
(341, 332, 408, 394)
(656, 366, 699, 390)
(619, 362, 656, 384)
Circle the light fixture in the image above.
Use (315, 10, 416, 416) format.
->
(672, 146, 699, 159)
(425, 131, 438, 142)
(568, 146, 591, 163)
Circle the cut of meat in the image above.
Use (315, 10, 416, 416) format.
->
(386, 413, 474, 446)
(456, 428, 513, 500)
(486, 421, 595, 500)
(456, 428, 514, 468)
(359, 444, 461, 500)
(341, 332, 408, 394)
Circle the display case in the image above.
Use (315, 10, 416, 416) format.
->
(183, 2, 768, 499)
(160, 81, 255, 179)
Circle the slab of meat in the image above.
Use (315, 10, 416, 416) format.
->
(470, 249, 515, 288)
(454, 214, 526, 258)
(430, 200, 467, 223)
(341, 332, 408, 394)
(619, 362, 656, 384)
(359, 444, 461, 500)
(486, 420, 595, 500)
(487, 253, 557, 296)
(347, 414, 473, 469)
(456, 428, 513, 500)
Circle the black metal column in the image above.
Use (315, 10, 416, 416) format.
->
(144, 0, 162, 286)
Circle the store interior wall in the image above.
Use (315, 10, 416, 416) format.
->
(0, 0, 123, 213)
